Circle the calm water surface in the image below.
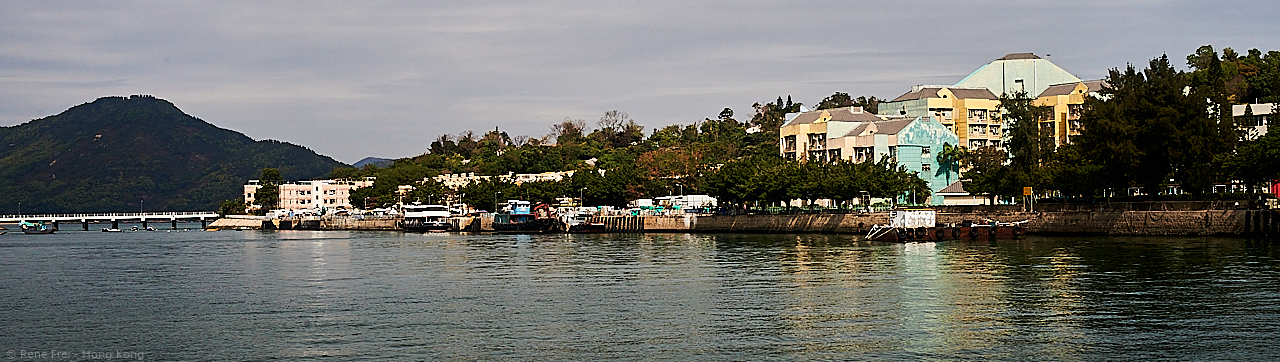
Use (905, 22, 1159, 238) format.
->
(1, 230, 1278, 360)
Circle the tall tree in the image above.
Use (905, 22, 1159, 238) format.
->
(255, 168, 282, 212)
(1000, 90, 1054, 195)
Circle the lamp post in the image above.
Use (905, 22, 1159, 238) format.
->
(140, 199, 144, 214)
(17, 201, 21, 219)
(579, 188, 586, 207)
(494, 191, 501, 213)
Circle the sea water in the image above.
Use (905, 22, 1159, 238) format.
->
(1, 230, 1278, 360)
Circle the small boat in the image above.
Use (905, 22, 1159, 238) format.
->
(865, 209, 1025, 242)
(401, 204, 453, 232)
(102, 228, 122, 232)
(20, 221, 56, 234)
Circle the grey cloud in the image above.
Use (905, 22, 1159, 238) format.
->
(2, 0, 1278, 163)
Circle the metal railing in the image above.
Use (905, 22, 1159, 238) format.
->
(0, 211, 218, 220)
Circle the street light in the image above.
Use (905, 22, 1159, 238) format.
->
(494, 191, 501, 213)
(140, 199, 144, 214)
(579, 188, 586, 207)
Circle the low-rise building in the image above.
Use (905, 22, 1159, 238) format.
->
(244, 177, 375, 212)
(780, 106, 960, 205)
(1035, 80, 1105, 147)
(877, 86, 1003, 150)
(432, 170, 577, 189)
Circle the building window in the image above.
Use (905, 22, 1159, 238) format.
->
(807, 133, 827, 150)
(1068, 104, 1084, 120)
(970, 139, 986, 148)
(921, 146, 931, 159)
(921, 163, 931, 172)
(808, 150, 827, 162)
(930, 108, 954, 121)
(783, 135, 797, 151)
(888, 146, 898, 163)
(989, 125, 1000, 136)
(828, 149, 841, 162)
(968, 109, 987, 122)
(854, 147, 873, 163)
(969, 125, 985, 135)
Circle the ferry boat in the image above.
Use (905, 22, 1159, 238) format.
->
(20, 221, 55, 234)
(492, 201, 564, 233)
(865, 209, 1026, 242)
(402, 204, 453, 232)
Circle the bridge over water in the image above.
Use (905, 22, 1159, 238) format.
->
(0, 211, 220, 230)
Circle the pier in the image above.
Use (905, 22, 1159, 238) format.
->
(0, 211, 220, 230)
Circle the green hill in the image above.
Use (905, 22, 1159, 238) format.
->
(0, 95, 346, 213)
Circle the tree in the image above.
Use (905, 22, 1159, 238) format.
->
(817, 92, 855, 110)
(255, 168, 282, 213)
(1000, 90, 1053, 196)
(816, 92, 881, 114)
(218, 198, 247, 216)
(1077, 55, 1235, 196)
(960, 147, 1009, 203)
(935, 143, 966, 186)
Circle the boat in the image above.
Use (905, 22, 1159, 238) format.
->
(402, 204, 453, 232)
(562, 207, 605, 233)
(20, 221, 56, 234)
(492, 201, 564, 233)
(101, 228, 122, 232)
(865, 209, 1026, 242)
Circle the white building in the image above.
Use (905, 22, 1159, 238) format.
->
(1232, 103, 1273, 140)
(431, 170, 578, 189)
(244, 177, 375, 212)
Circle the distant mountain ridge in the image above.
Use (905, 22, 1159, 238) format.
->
(0, 95, 347, 213)
(352, 157, 394, 168)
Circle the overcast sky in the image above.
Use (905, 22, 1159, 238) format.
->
(3, 1, 1277, 164)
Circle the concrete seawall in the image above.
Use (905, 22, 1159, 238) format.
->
(211, 208, 1279, 236)
(631, 209, 1275, 236)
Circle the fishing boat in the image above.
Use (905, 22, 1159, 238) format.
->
(20, 221, 56, 234)
(402, 204, 453, 232)
(492, 201, 564, 233)
(865, 209, 1026, 242)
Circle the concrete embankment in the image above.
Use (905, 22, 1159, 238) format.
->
(209, 202, 1280, 237)
(605, 207, 1279, 237)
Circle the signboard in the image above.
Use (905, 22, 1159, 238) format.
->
(1023, 187, 1033, 196)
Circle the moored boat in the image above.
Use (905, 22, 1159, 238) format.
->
(492, 201, 564, 233)
(402, 204, 453, 232)
(563, 209, 606, 233)
(865, 209, 1025, 242)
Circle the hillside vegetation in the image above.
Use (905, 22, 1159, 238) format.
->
(0, 95, 345, 213)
